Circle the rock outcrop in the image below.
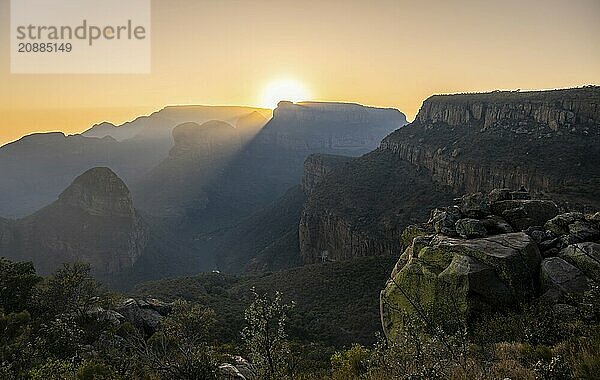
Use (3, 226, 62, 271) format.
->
(380, 189, 599, 339)
(218, 356, 256, 380)
(1, 168, 147, 275)
(115, 298, 172, 335)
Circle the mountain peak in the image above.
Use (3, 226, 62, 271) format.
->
(58, 167, 134, 217)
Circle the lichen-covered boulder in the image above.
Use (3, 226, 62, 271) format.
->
(490, 199, 559, 231)
(381, 232, 540, 338)
(560, 242, 600, 282)
(400, 223, 434, 249)
(545, 212, 585, 235)
(455, 218, 487, 238)
(458, 192, 490, 218)
(429, 206, 462, 236)
(545, 212, 600, 247)
(540, 257, 590, 300)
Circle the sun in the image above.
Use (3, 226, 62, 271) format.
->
(261, 79, 311, 109)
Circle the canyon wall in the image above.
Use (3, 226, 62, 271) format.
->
(299, 87, 600, 264)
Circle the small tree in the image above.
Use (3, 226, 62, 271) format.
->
(0, 258, 40, 313)
(36, 262, 100, 319)
(242, 288, 294, 380)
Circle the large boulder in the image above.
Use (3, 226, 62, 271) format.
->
(540, 257, 590, 300)
(429, 206, 462, 236)
(560, 242, 600, 282)
(480, 215, 513, 235)
(381, 232, 540, 338)
(490, 199, 559, 231)
(115, 298, 171, 335)
(218, 356, 256, 380)
(458, 192, 490, 218)
(455, 218, 487, 238)
(545, 213, 600, 247)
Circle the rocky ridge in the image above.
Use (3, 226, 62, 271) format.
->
(380, 189, 600, 338)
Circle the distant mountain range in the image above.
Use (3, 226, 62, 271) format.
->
(0, 101, 407, 282)
(0, 106, 270, 218)
(2, 88, 598, 288)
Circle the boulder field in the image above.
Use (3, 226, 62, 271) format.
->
(380, 189, 600, 338)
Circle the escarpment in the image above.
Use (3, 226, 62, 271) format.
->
(380, 87, 600, 207)
(415, 87, 600, 129)
(2, 168, 147, 275)
(300, 87, 600, 266)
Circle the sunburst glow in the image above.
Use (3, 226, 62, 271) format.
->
(261, 79, 311, 109)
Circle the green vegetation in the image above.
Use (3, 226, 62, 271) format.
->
(2, 256, 600, 379)
(0, 258, 221, 379)
(132, 255, 398, 347)
(242, 289, 294, 379)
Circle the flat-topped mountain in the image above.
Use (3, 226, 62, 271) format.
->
(262, 101, 406, 153)
(1, 168, 147, 275)
(300, 87, 600, 264)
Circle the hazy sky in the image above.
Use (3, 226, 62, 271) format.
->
(1, 0, 599, 145)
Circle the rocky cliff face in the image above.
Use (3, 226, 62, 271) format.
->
(2, 167, 147, 275)
(299, 151, 456, 264)
(415, 87, 600, 130)
(380, 87, 600, 207)
(302, 154, 354, 195)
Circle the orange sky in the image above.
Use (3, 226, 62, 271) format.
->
(1, 0, 599, 145)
